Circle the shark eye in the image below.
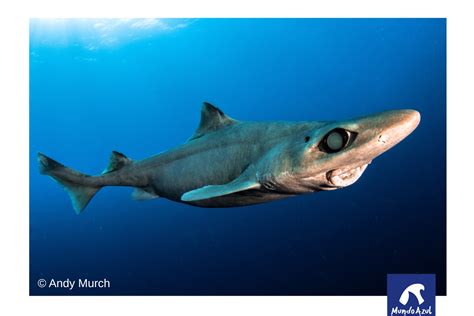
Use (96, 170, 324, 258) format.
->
(320, 128, 350, 153)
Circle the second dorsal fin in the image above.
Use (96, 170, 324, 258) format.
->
(188, 102, 238, 141)
(102, 151, 132, 174)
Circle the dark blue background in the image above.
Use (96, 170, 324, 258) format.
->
(30, 18, 446, 295)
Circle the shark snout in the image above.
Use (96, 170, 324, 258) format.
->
(375, 109, 420, 147)
(343, 109, 421, 165)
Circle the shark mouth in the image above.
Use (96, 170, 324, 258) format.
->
(327, 163, 369, 187)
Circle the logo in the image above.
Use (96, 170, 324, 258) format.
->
(387, 274, 435, 316)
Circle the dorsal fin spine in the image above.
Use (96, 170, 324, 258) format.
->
(102, 151, 132, 174)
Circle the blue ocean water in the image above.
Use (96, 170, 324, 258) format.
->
(30, 18, 446, 295)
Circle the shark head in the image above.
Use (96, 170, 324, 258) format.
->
(295, 109, 421, 190)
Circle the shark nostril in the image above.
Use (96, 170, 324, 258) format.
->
(378, 134, 389, 144)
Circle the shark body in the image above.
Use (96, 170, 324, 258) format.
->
(38, 102, 420, 214)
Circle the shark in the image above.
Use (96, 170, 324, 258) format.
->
(38, 102, 420, 214)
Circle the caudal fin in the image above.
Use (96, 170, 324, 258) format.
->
(37, 152, 101, 214)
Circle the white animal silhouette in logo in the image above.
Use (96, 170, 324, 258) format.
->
(399, 283, 425, 305)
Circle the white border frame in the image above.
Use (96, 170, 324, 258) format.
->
(1, 0, 471, 315)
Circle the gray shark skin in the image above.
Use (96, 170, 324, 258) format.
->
(38, 102, 420, 214)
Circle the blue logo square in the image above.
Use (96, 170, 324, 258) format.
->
(387, 274, 436, 316)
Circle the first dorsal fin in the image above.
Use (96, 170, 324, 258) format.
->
(102, 151, 132, 174)
(188, 102, 238, 141)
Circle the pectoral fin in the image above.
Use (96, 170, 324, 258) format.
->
(181, 178, 261, 202)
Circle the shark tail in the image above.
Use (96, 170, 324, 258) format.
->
(37, 152, 101, 214)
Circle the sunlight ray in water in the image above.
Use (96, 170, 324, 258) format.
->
(30, 18, 195, 50)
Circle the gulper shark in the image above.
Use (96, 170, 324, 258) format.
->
(38, 102, 420, 214)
